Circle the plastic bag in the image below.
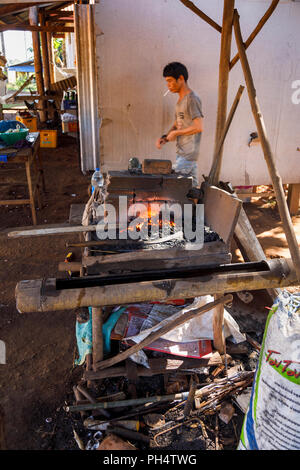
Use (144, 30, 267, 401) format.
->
(238, 290, 300, 450)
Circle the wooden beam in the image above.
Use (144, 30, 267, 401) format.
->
(179, 0, 222, 33)
(0, 24, 74, 33)
(212, 0, 235, 178)
(0, 3, 43, 17)
(233, 10, 300, 282)
(208, 85, 244, 185)
(230, 0, 280, 70)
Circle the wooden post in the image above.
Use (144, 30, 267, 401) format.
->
(39, 12, 51, 91)
(29, 7, 46, 123)
(287, 184, 300, 216)
(212, 0, 235, 183)
(233, 10, 300, 282)
(47, 31, 55, 84)
(213, 294, 225, 354)
(92, 307, 103, 370)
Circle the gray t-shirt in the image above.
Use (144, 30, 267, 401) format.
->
(175, 91, 204, 161)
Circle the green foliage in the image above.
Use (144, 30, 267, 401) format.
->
(53, 38, 64, 66)
(6, 73, 36, 92)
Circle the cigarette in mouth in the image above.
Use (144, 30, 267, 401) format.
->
(164, 89, 170, 97)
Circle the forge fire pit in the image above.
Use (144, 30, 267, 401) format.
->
(80, 171, 243, 278)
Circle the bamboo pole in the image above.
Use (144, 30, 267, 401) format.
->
(229, 0, 280, 70)
(29, 7, 46, 123)
(233, 10, 300, 282)
(208, 84, 244, 185)
(212, 0, 235, 173)
(15, 258, 297, 314)
(179, 0, 222, 33)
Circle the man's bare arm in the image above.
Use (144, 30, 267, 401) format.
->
(156, 120, 177, 149)
(167, 118, 203, 141)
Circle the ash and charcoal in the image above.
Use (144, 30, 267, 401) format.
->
(87, 225, 220, 256)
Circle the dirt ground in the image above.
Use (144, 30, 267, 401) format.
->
(0, 134, 299, 450)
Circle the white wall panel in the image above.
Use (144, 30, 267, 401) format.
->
(95, 0, 300, 185)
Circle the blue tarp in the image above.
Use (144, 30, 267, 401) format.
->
(7, 65, 35, 73)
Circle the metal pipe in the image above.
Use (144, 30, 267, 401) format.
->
(55, 260, 269, 291)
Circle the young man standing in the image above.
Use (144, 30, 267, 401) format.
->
(156, 62, 204, 186)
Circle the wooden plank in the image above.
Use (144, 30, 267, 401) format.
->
(204, 185, 242, 247)
(83, 242, 231, 274)
(142, 159, 172, 175)
(7, 223, 117, 238)
(230, 0, 280, 70)
(233, 10, 300, 282)
(69, 203, 85, 225)
(83, 353, 225, 380)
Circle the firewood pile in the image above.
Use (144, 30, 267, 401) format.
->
(34, 329, 261, 451)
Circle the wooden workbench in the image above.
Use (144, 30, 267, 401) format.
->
(0, 132, 45, 225)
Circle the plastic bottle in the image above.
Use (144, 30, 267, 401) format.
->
(91, 167, 104, 193)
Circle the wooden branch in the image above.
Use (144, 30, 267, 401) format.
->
(0, 23, 74, 33)
(230, 0, 280, 70)
(213, 0, 235, 175)
(233, 10, 300, 282)
(179, 0, 222, 33)
(208, 85, 244, 185)
(6, 74, 34, 102)
(94, 295, 233, 370)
